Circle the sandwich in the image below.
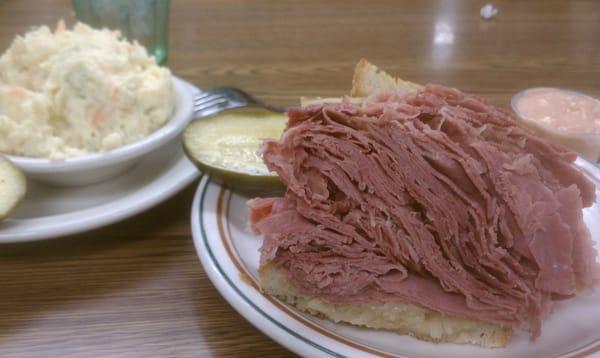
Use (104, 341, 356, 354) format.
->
(248, 60, 599, 347)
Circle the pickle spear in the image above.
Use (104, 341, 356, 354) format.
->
(0, 155, 26, 220)
(183, 109, 286, 192)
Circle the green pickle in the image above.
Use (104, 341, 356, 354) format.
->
(0, 155, 26, 220)
(183, 109, 287, 193)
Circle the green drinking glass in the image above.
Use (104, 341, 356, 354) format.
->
(71, 0, 170, 65)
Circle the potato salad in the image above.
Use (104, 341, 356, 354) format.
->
(0, 21, 174, 159)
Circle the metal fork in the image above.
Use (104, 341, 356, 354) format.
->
(193, 87, 283, 118)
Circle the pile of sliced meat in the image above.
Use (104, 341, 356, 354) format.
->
(248, 84, 599, 338)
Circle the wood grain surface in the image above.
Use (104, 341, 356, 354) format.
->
(0, 0, 598, 356)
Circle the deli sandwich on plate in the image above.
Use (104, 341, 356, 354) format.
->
(248, 60, 599, 348)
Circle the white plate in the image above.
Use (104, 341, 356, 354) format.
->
(0, 82, 203, 242)
(191, 158, 600, 358)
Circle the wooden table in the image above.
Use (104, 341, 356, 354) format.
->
(0, 0, 598, 356)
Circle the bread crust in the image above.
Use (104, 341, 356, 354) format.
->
(300, 59, 421, 107)
(259, 263, 512, 348)
(351, 58, 422, 97)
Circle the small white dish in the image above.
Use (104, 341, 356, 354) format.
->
(191, 158, 600, 357)
(0, 138, 200, 242)
(511, 87, 600, 162)
(5, 76, 194, 186)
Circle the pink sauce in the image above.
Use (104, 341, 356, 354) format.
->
(515, 88, 600, 134)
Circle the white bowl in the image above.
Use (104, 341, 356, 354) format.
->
(511, 87, 600, 162)
(5, 76, 194, 186)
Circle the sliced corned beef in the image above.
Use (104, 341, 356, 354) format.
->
(248, 84, 598, 338)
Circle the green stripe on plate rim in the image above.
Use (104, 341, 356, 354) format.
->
(197, 178, 346, 358)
